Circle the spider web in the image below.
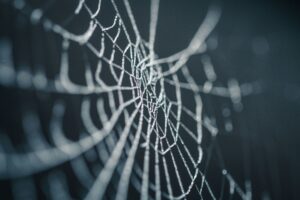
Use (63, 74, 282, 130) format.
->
(0, 0, 256, 199)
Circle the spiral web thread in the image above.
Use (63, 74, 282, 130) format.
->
(0, 0, 255, 199)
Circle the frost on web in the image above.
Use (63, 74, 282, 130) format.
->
(0, 0, 256, 199)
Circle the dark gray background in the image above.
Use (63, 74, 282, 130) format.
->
(0, 0, 300, 199)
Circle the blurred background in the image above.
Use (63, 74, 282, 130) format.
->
(0, 0, 300, 199)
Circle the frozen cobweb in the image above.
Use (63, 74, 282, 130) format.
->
(0, 0, 256, 199)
